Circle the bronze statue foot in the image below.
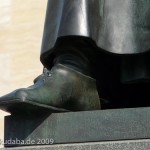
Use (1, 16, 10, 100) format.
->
(0, 64, 100, 114)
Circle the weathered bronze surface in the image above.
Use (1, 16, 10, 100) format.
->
(41, 0, 150, 64)
(0, 64, 100, 114)
(0, 0, 150, 112)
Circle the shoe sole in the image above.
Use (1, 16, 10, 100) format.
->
(0, 99, 70, 115)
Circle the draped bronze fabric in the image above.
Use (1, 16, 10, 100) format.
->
(41, 0, 150, 61)
(40, 0, 150, 85)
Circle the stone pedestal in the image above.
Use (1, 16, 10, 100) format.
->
(2, 107, 150, 149)
(1, 139, 150, 150)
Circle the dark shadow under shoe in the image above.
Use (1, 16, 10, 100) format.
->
(0, 64, 100, 115)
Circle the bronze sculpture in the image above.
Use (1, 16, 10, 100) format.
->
(0, 0, 150, 113)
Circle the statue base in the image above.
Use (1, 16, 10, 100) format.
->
(2, 107, 150, 149)
(1, 139, 150, 150)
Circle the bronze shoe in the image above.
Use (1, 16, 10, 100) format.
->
(0, 64, 100, 114)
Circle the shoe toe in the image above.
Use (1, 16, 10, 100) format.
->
(0, 89, 28, 103)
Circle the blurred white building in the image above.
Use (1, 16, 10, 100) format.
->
(0, 0, 47, 147)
